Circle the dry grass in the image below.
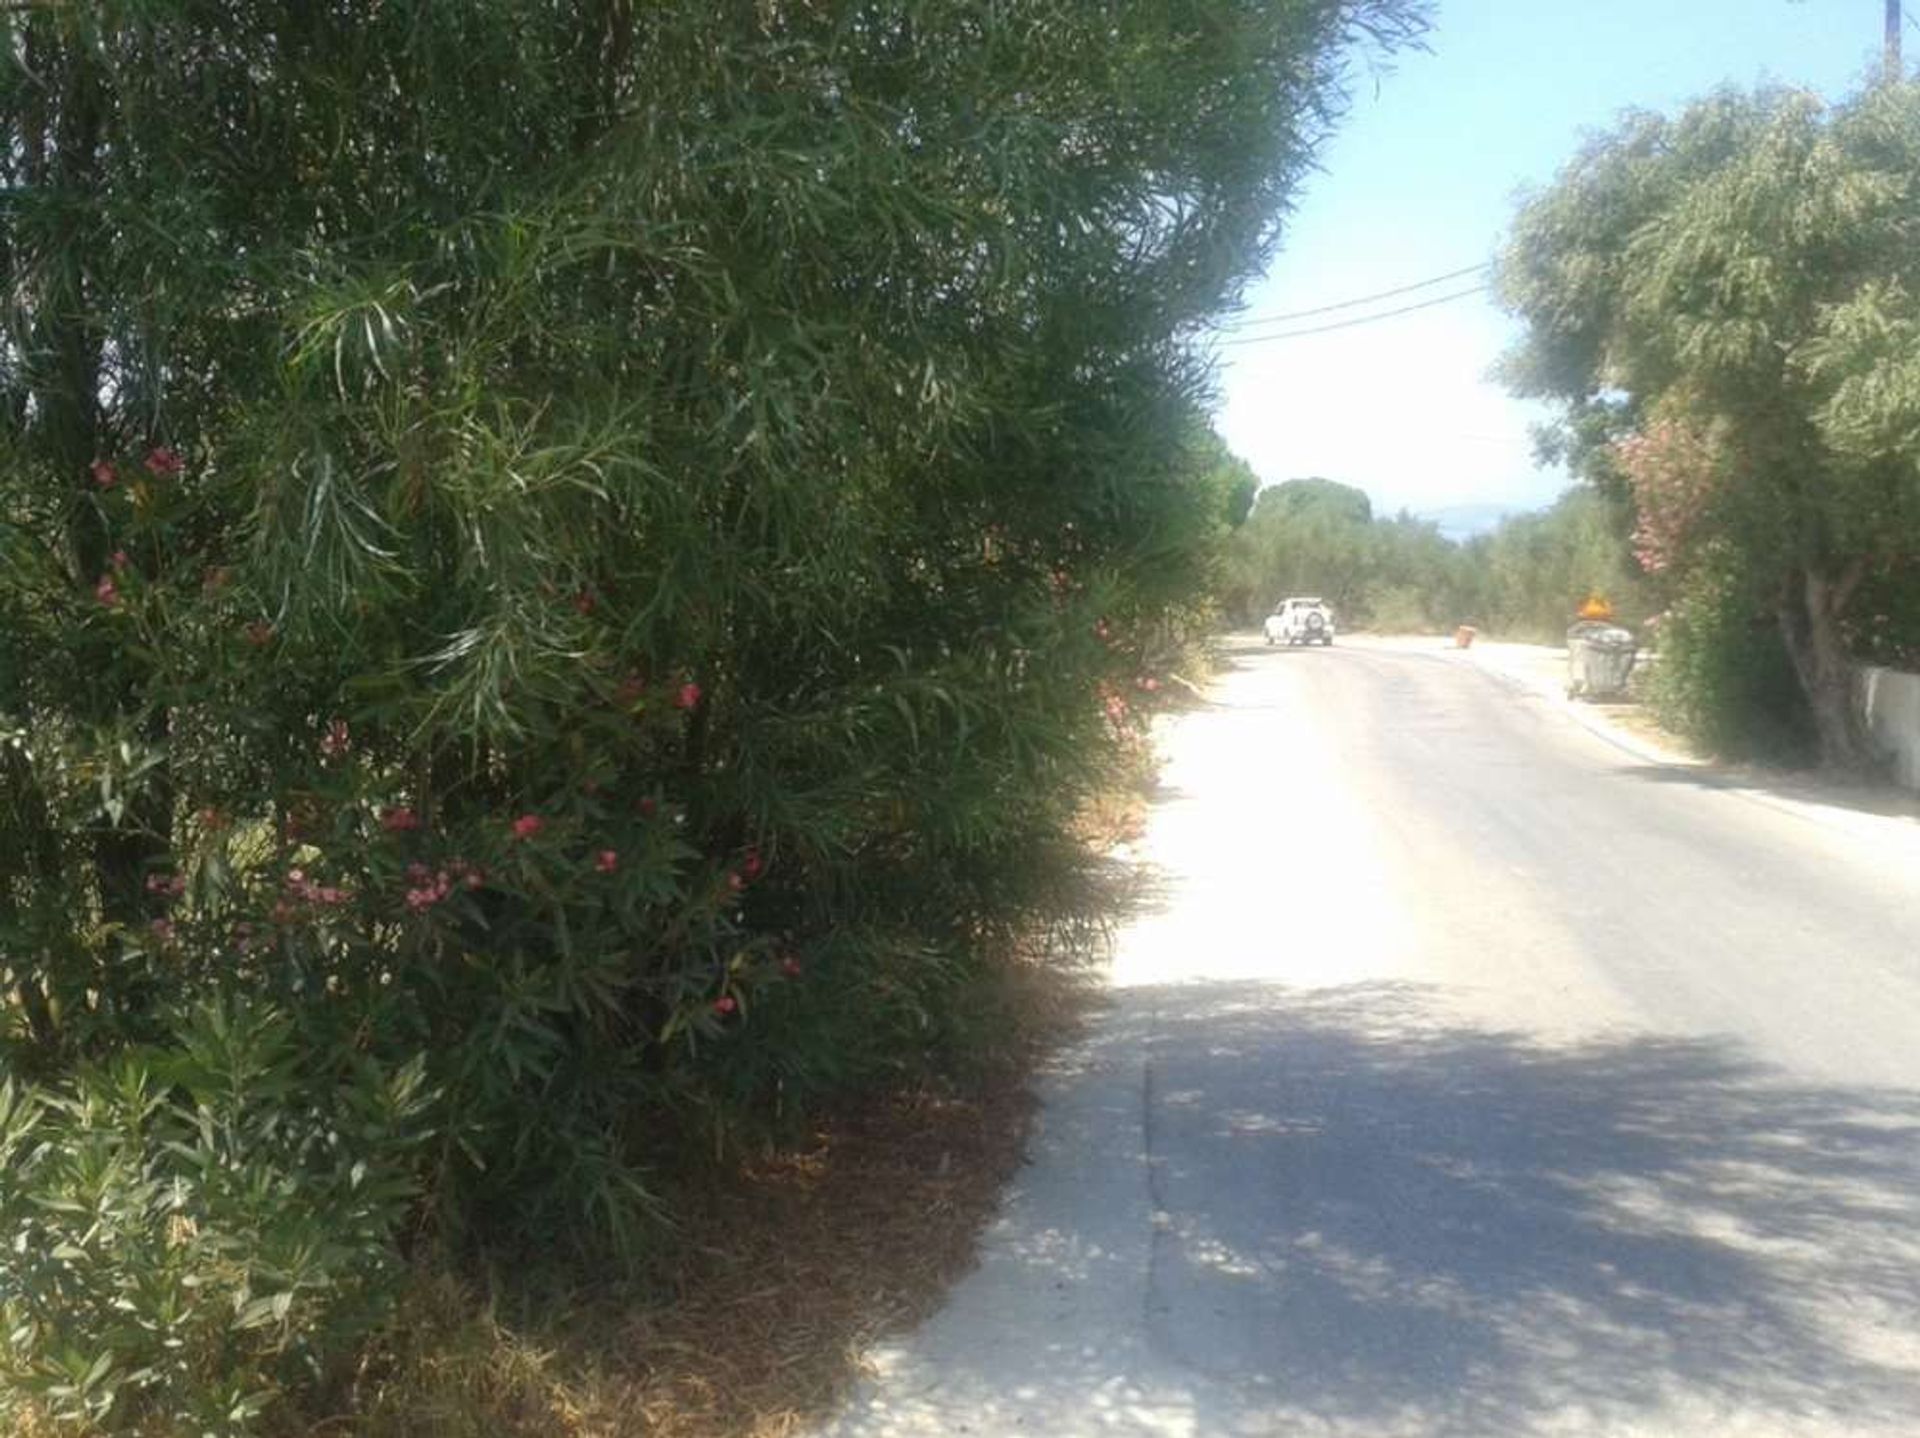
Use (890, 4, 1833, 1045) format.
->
(1584, 699, 1709, 762)
(613, 1078, 1040, 1437)
(1073, 782, 1151, 851)
(326, 955, 1094, 1438)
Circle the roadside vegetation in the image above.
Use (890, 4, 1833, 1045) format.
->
(0, 3, 1428, 1433)
(1498, 79, 1920, 768)
(1227, 78, 1920, 771)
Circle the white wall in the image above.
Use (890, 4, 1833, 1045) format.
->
(1857, 665, 1920, 790)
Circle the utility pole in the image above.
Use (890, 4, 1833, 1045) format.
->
(1888, 0, 1903, 84)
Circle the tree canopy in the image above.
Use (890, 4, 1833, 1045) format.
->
(1498, 81, 1920, 766)
(1256, 476, 1376, 526)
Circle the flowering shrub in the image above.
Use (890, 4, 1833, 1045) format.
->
(0, 2, 1421, 1429)
(1611, 418, 1727, 576)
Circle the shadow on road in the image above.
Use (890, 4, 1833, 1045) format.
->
(863, 981, 1920, 1436)
(1217, 641, 1348, 671)
(1613, 761, 1920, 828)
(1144, 981, 1920, 1433)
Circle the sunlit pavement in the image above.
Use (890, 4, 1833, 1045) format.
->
(817, 636, 1920, 1437)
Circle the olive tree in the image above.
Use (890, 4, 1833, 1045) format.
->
(1498, 83, 1920, 767)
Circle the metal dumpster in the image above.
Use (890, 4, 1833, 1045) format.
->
(1566, 621, 1637, 699)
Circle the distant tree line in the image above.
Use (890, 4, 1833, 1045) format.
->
(1218, 475, 1648, 641)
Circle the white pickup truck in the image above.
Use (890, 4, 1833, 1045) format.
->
(1264, 596, 1336, 647)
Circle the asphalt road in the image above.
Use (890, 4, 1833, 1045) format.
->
(819, 636, 1920, 1438)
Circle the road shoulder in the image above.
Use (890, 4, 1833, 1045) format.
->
(1346, 631, 1920, 858)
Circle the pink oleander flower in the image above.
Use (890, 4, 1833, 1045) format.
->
(319, 719, 350, 758)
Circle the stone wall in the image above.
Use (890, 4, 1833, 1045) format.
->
(1857, 665, 1920, 790)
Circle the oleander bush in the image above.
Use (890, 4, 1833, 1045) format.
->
(0, 1001, 432, 1436)
(0, 2, 1423, 1428)
(1645, 552, 1818, 763)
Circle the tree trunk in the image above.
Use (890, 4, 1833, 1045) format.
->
(1778, 564, 1874, 772)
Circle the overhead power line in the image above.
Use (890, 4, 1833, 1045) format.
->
(1216, 283, 1490, 346)
(1220, 262, 1490, 331)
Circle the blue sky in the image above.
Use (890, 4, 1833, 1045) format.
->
(1209, 0, 1897, 524)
